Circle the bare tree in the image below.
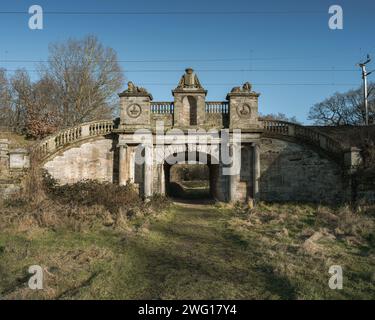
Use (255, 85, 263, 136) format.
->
(40, 35, 124, 127)
(308, 83, 375, 126)
(9, 69, 59, 138)
(1, 36, 124, 138)
(0, 69, 13, 127)
(9, 69, 31, 130)
(260, 112, 301, 124)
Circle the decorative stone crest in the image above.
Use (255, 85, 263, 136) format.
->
(176, 68, 203, 89)
(126, 104, 142, 118)
(237, 104, 251, 117)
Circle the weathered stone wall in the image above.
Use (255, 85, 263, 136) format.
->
(151, 114, 173, 128)
(43, 138, 115, 184)
(0, 139, 9, 178)
(237, 145, 254, 200)
(259, 138, 345, 204)
(0, 140, 31, 199)
(210, 164, 227, 201)
(356, 183, 375, 204)
(204, 113, 228, 128)
(353, 172, 375, 204)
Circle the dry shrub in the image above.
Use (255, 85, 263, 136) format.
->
(1, 170, 171, 231)
(316, 205, 374, 243)
(44, 175, 142, 214)
(146, 193, 172, 213)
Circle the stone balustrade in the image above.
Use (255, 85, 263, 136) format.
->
(149, 101, 231, 115)
(205, 101, 229, 114)
(261, 119, 344, 160)
(151, 102, 174, 114)
(34, 120, 114, 160)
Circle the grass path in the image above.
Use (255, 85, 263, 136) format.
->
(114, 202, 295, 299)
(1, 201, 373, 299)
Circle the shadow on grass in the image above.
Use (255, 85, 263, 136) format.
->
(114, 205, 298, 299)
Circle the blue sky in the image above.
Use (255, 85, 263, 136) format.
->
(0, 0, 374, 123)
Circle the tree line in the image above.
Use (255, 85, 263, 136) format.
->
(0, 35, 123, 139)
(308, 84, 375, 126)
(1, 35, 374, 139)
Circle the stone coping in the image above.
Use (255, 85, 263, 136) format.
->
(172, 88, 208, 96)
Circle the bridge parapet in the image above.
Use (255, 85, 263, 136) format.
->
(261, 119, 344, 160)
(34, 120, 115, 160)
(205, 101, 229, 114)
(151, 102, 174, 114)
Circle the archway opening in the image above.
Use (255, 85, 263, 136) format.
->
(164, 151, 220, 201)
(167, 163, 210, 199)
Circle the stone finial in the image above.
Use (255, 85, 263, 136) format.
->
(176, 68, 203, 89)
(119, 81, 152, 99)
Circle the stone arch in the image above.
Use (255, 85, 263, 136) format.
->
(162, 149, 224, 201)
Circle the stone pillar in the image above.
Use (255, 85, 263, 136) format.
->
(344, 147, 362, 172)
(0, 139, 9, 177)
(118, 84, 153, 130)
(128, 147, 135, 183)
(344, 147, 363, 204)
(144, 144, 153, 198)
(118, 143, 128, 186)
(228, 143, 241, 202)
(158, 164, 165, 195)
(253, 143, 260, 201)
(229, 175, 237, 202)
(172, 89, 207, 127)
(226, 83, 261, 130)
(172, 68, 207, 128)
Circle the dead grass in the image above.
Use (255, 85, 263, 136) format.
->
(224, 202, 375, 299)
(1, 171, 374, 300)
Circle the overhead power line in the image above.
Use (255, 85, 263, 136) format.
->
(0, 56, 349, 63)
(0, 68, 357, 73)
(135, 83, 358, 87)
(0, 10, 325, 16)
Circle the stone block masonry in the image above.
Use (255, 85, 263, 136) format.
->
(6, 68, 371, 205)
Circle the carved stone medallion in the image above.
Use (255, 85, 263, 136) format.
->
(237, 104, 251, 117)
(126, 104, 142, 118)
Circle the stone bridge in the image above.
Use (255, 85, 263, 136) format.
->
(33, 69, 362, 204)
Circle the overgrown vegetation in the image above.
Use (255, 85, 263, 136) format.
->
(0, 169, 170, 233)
(0, 158, 374, 299)
(0, 195, 374, 299)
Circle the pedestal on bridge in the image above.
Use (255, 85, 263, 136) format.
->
(172, 88, 207, 128)
(226, 89, 261, 130)
(118, 89, 153, 130)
